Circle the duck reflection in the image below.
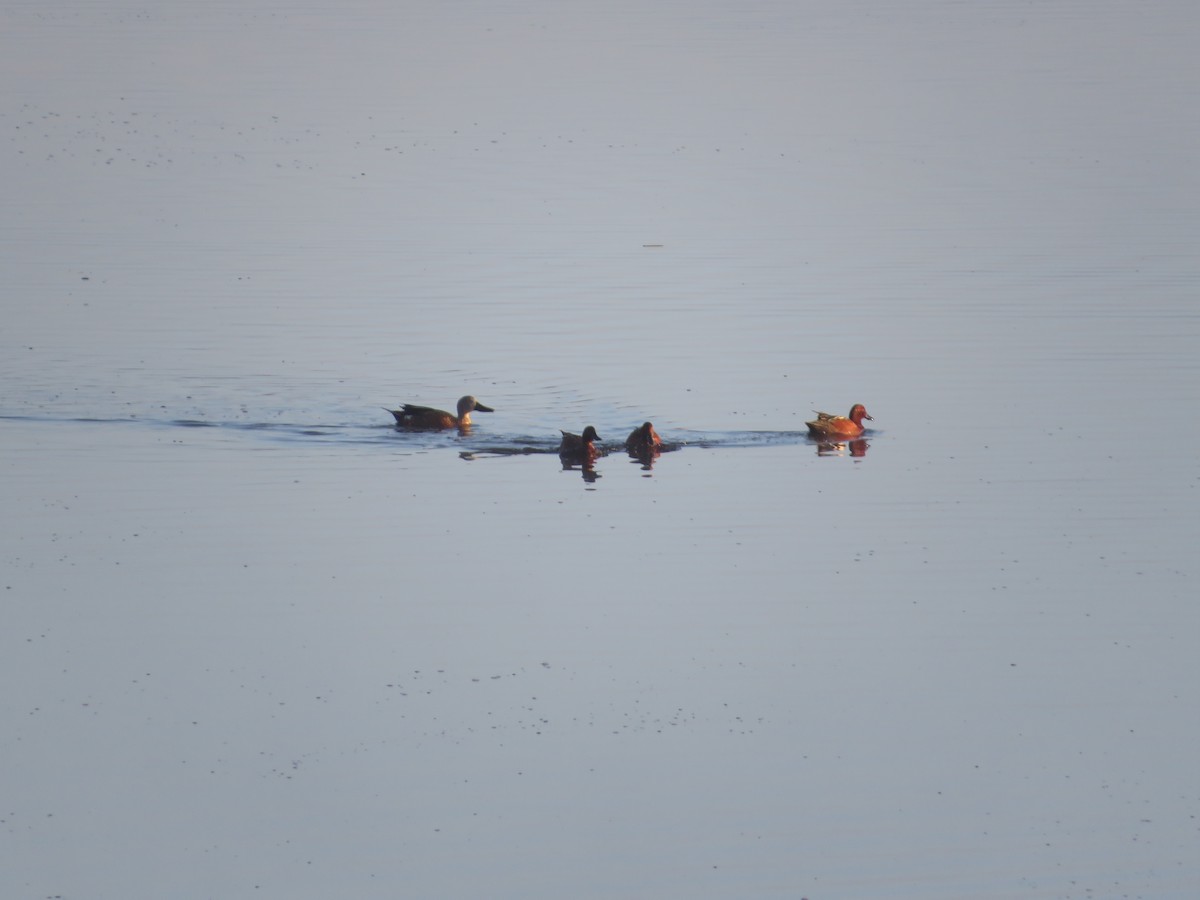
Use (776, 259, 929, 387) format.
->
(561, 457, 602, 482)
(815, 438, 869, 458)
(627, 448, 659, 471)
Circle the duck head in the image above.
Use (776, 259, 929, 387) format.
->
(848, 404, 873, 425)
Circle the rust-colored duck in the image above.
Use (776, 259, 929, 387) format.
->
(625, 422, 663, 453)
(805, 404, 873, 439)
(558, 425, 602, 460)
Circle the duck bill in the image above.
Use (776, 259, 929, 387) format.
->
(474, 403, 494, 413)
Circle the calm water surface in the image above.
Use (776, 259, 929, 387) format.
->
(2, 2, 1197, 898)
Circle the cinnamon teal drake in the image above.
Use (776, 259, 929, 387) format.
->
(558, 425, 602, 459)
(805, 404, 873, 438)
(625, 422, 663, 453)
(386, 395, 493, 430)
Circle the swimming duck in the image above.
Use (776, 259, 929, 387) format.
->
(386, 395, 493, 430)
(625, 421, 663, 453)
(558, 425, 602, 459)
(805, 404, 873, 438)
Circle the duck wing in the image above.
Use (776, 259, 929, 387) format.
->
(400, 404, 443, 416)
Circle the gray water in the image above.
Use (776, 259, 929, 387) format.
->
(3, 2, 1198, 898)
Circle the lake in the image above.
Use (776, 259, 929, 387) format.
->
(2, 2, 1197, 898)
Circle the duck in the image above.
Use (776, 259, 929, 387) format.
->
(386, 395, 493, 430)
(558, 425, 602, 459)
(805, 404, 873, 438)
(625, 421, 663, 453)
